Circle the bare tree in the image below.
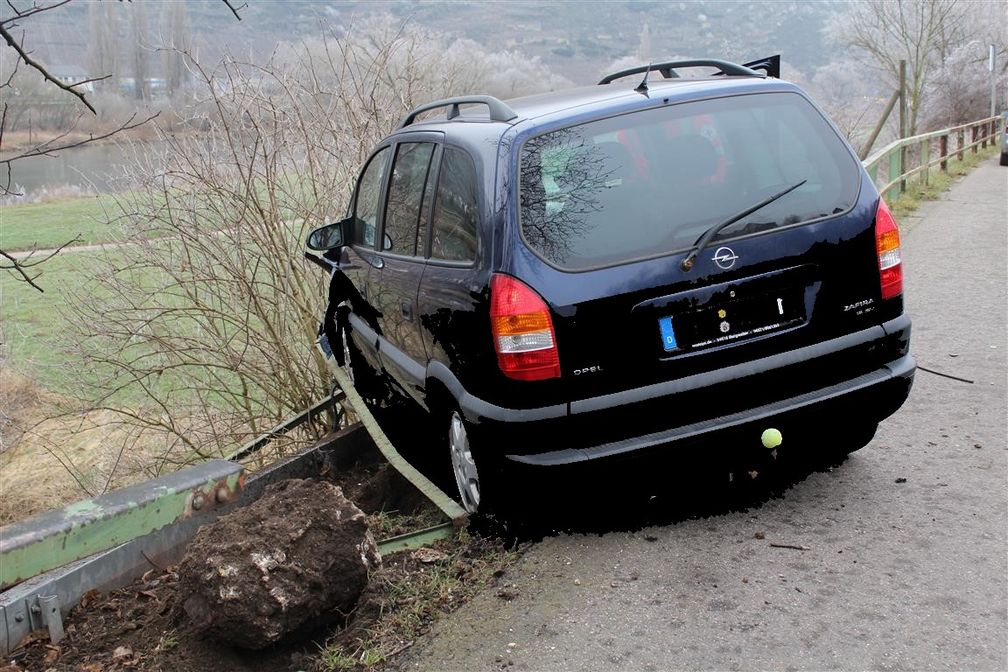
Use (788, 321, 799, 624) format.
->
(162, 1, 191, 96)
(128, 0, 150, 101)
(827, 0, 974, 136)
(87, 0, 119, 94)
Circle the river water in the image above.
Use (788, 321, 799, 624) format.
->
(4, 142, 163, 199)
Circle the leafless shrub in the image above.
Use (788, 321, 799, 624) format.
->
(50, 18, 565, 490)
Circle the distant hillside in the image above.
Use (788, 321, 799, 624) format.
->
(18, 0, 844, 86)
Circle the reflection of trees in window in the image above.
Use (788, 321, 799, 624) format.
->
(519, 129, 624, 265)
(431, 148, 479, 262)
(384, 143, 434, 255)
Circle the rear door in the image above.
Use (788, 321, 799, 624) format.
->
(416, 145, 489, 387)
(511, 91, 879, 402)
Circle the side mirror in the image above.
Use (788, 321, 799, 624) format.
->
(306, 218, 351, 251)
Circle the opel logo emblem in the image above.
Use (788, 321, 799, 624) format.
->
(712, 246, 739, 270)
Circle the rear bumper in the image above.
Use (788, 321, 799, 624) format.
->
(454, 315, 914, 465)
(505, 353, 913, 465)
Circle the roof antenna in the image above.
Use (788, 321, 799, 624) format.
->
(635, 63, 652, 96)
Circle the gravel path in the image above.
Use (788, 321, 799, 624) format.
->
(396, 157, 1008, 671)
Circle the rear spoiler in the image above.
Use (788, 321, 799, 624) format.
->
(742, 55, 781, 79)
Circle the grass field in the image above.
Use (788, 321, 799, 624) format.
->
(0, 196, 124, 251)
(0, 250, 115, 398)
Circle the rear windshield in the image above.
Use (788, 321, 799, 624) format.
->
(519, 92, 860, 271)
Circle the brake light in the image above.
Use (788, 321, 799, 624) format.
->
(489, 274, 561, 381)
(875, 198, 903, 299)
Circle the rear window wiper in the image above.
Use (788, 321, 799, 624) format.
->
(680, 179, 807, 272)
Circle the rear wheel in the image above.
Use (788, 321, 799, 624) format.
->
(449, 411, 482, 513)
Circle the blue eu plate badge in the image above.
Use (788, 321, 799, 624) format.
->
(659, 316, 678, 352)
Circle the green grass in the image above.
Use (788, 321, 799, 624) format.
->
(0, 244, 192, 406)
(889, 145, 999, 221)
(0, 250, 105, 395)
(0, 196, 123, 251)
(316, 532, 519, 671)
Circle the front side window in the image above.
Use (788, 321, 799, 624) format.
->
(352, 146, 390, 248)
(519, 92, 860, 270)
(383, 142, 435, 256)
(431, 147, 479, 262)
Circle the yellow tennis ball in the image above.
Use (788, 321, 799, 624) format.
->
(761, 428, 782, 449)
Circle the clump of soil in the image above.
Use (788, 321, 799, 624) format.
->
(177, 478, 380, 650)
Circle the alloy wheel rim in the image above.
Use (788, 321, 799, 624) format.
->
(449, 411, 480, 513)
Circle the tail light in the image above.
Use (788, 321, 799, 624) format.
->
(489, 274, 561, 381)
(875, 198, 903, 299)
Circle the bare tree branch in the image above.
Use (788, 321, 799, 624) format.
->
(0, 23, 97, 113)
(0, 235, 81, 291)
(220, 0, 246, 21)
(0, 111, 158, 164)
(2, 0, 72, 24)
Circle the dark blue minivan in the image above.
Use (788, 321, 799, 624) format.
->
(306, 58, 915, 513)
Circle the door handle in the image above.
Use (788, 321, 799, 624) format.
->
(401, 301, 414, 320)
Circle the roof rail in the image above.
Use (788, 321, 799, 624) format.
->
(397, 95, 518, 129)
(598, 59, 763, 85)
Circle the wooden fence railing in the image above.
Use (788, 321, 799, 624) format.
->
(863, 114, 1004, 202)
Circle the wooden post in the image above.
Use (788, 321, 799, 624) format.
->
(921, 139, 929, 186)
(859, 88, 901, 161)
(957, 129, 965, 160)
(971, 125, 978, 154)
(898, 60, 907, 193)
(940, 134, 948, 172)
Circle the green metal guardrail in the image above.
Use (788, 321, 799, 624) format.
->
(862, 114, 1003, 202)
(0, 462, 244, 591)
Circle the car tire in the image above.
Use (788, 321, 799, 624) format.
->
(1000, 151, 1008, 166)
(447, 409, 503, 514)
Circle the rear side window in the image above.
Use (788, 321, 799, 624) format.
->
(351, 147, 390, 248)
(519, 92, 860, 270)
(384, 142, 435, 256)
(431, 147, 479, 262)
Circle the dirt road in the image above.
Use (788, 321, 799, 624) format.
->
(395, 158, 1008, 671)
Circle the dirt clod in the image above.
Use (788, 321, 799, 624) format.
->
(177, 478, 380, 649)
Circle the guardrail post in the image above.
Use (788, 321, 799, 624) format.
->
(971, 125, 978, 153)
(957, 129, 965, 160)
(921, 139, 930, 186)
(939, 134, 948, 172)
(980, 122, 987, 149)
